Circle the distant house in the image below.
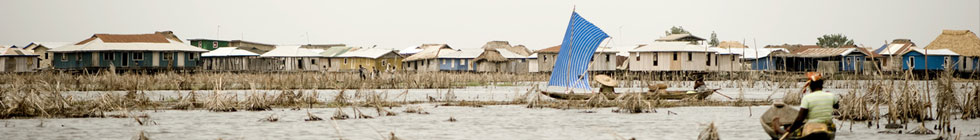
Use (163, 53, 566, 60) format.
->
(873, 39, 917, 72)
(772, 47, 870, 73)
(188, 39, 277, 54)
(320, 47, 356, 72)
(1, 45, 39, 72)
(474, 48, 530, 73)
(901, 48, 959, 71)
(257, 46, 323, 71)
(708, 48, 745, 71)
(528, 53, 539, 73)
(535, 45, 618, 72)
(49, 32, 208, 71)
(923, 30, 980, 72)
(332, 48, 403, 72)
(435, 48, 482, 72)
(721, 48, 789, 71)
(655, 34, 705, 45)
(200, 47, 260, 71)
(399, 44, 448, 57)
(717, 41, 747, 48)
(22, 42, 70, 69)
(403, 44, 453, 72)
(628, 42, 715, 71)
(473, 41, 532, 73)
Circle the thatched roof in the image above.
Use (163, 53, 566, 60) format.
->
(473, 49, 508, 62)
(480, 41, 532, 56)
(924, 30, 980, 56)
(717, 41, 747, 48)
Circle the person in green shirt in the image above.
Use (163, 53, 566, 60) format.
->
(772, 73, 838, 139)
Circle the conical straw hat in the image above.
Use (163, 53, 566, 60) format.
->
(594, 75, 618, 86)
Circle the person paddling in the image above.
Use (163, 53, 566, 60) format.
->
(772, 72, 838, 140)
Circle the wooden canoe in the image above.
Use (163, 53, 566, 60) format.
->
(760, 104, 799, 139)
(539, 89, 718, 100)
(760, 104, 835, 140)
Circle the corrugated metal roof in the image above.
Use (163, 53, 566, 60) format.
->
(709, 47, 788, 59)
(789, 48, 863, 58)
(50, 33, 207, 52)
(201, 47, 259, 57)
(630, 42, 713, 52)
(25, 42, 71, 50)
(260, 46, 323, 57)
(398, 45, 423, 55)
(337, 48, 399, 59)
(404, 45, 454, 61)
(496, 48, 527, 59)
(876, 43, 914, 55)
(438, 48, 483, 59)
(320, 47, 354, 57)
(1, 47, 38, 56)
(907, 48, 959, 56)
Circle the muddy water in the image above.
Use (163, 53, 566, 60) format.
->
(3, 81, 980, 139)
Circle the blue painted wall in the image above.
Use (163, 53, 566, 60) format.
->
(902, 51, 958, 70)
(437, 58, 475, 71)
(839, 55, 865, 71)
(749, 57, 774, 70)
(53, 51, 201, 69)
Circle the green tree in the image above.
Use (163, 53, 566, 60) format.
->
(816, 34, 855, 48)
(664, 26, 690, 36)
(708, 31, 719, 47)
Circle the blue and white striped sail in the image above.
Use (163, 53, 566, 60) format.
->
(547, 12, 610, 90)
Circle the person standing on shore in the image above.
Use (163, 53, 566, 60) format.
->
(358, 65, 366, 80)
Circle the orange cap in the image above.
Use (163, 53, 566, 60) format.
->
(806, 72, 822, 81)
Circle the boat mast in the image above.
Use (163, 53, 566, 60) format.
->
(565, 6, 576, 92)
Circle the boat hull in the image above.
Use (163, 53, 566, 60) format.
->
(539, 89, 717, 100)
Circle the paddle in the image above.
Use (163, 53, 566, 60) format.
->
(712, 90, 734, 100)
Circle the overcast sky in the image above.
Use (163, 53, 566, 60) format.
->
(1, 0, 978, 50)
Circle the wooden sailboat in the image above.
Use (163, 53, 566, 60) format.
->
(538, 10, 715, 101)
(539, 75, 718, 100)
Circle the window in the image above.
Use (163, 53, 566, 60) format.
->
(653, 53, 658, 66)
(673, 52, 678, 61)
(451, 59, 455, 65)
(909, 56, 915, 68)
(103, 53, 114, 60)
(462, 59, 467, 65)
(543, 55, 547, 61)
(442, 59, 446, 65)
(344, 58, 348, 64)
(76, 53, 82, 61)
(687, 52, 693, 61)
(311, 58, 317, 65)
(605, 54, 610, 62)
(133, 52, 144, 60)
(163, 52, 172, 60)
(61, 53, 67, 61)
(45, 53, 48, 59)
(188, 53, 197, 60)
(846, 57, 852, 65)
(944, 56, 950, 67)
(635, 53, 640, 61)
(706, 54, 711, 66)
